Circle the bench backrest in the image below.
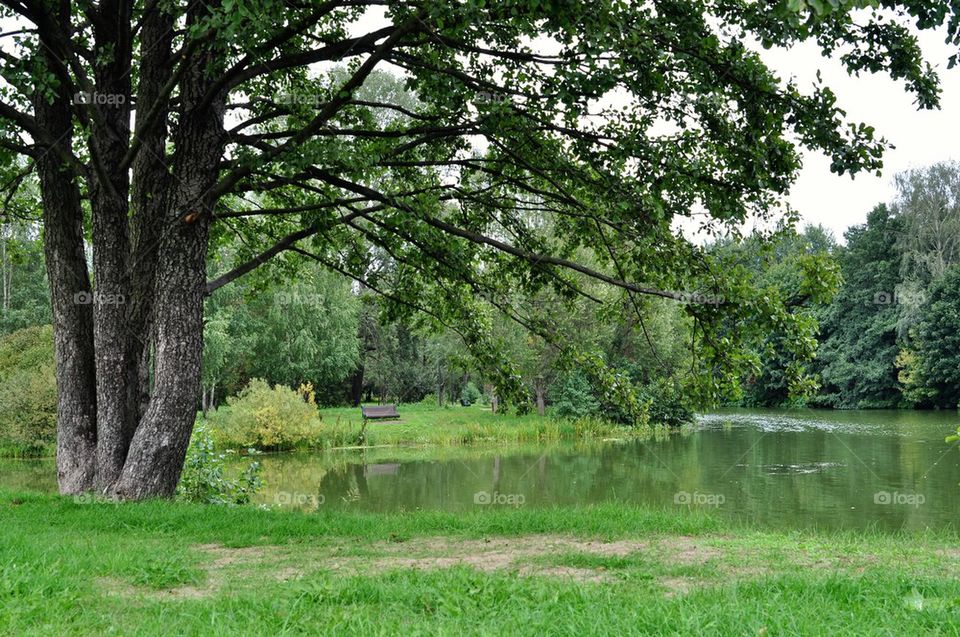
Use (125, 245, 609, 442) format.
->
(362, 404, 400, 418)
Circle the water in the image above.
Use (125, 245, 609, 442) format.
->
(6, 408, 960, 531)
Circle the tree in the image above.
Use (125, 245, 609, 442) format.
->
(909, 266, 960, 408)
(718, 226, 840, 407)
(815, 205, 906, 408)
(894, 162, 960, 333)
(201, 262, 360, 407)
(0, 0, 955, 497)
(0, 221, 50, 335)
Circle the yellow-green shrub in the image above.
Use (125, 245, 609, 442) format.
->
(207, 379, 321, 450)
(0, 326, 57, 454)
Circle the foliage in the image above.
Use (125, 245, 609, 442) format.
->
(0, 222, 50, 337)
(893, 161, 960, 332)
(910, 267, 960, 408)
(0, 325, 56, 454)
(709, 225, 841, 408)
(814, 205, 905, 408)
(640, 379, 694, 428)
(176, 423, 264, 506)
(208, 379, 361, 451)
(551, 370, 602, 420)
(358, 302, 439, 405)
(458, 381, 482, 406)
(207, 379, 322, 451)
(203, 264, 361, 405)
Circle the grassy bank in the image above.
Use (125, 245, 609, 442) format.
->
(321, 402, 661, 447)
(206, 401, 663, 452)
(3, 491, 960, 635)
(3, 403, 660, 458)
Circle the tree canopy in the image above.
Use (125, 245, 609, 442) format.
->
(1, 0, 958, 497)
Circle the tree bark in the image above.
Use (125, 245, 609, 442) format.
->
(108, 3, 226, 499)
(534, 380, 546, 417)
(33, 19, 98, 493)
(349, 364, 364, 406)
(90, 0, 135, 491)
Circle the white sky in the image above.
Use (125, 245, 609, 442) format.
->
(763, 28, 960, 243)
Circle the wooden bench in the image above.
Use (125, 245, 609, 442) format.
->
(361, 404, 401, 423)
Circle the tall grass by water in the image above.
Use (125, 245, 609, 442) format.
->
(208, 400, 667, 452)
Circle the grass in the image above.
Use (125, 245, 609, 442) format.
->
(205, 401, 665, 452)
(315, 402, 662, 448)
(0, 440, 53, 459)
(3, 490, 960, 635)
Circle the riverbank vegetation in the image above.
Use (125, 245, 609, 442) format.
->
(205, 383, 664, 452)
(3, 163, 960, 462)
(4, 491, 960, 635)
(3, 164, 959, 466)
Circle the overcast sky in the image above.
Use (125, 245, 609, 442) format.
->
(764, 28, 960, 243)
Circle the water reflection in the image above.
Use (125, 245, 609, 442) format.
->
(3, 408, 959, 531)
(250, 409, 960, 531)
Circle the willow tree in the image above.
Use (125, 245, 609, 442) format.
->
(0, 0, 956, 498)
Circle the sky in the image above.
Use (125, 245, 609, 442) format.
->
(763, 28, 960, 242)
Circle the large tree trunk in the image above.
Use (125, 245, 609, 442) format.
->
(31, 0, 225, 500)
(108, 21, 226, 498)
(109, 215, 209, 499)
(90, 0, 135, 492)
(34, 8, 98, 495)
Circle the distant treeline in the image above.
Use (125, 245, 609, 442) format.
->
(734, 161, 960, 410)
(4, 162, 959, 418)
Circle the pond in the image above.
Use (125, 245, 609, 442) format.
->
(6, 408, 960, 531)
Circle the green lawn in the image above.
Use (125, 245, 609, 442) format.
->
(317, 402, 661, 447)
(3, 490, 960, 635)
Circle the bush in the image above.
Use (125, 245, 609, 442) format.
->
(550, 370, 601, 419)
(639, 379, 694, 427)
(459, 382, 482, 406)
(0, 325, 57, 454)
(207, 379, 321, 450)
(177, 423, 263, 505)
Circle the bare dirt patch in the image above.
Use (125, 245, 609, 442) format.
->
(96, 575, 211, 601)
(100, 534, 945, 601)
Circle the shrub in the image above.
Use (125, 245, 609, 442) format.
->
(0, 325, 57, 454)
(459, 382, 482, 406)
(207, 379, 320, 450)
(550, 370, 601, 419)
(177, 423, 263, 505)
(639, 379, 694, 427)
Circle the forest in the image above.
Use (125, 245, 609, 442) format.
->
(4, 161, 960, 456)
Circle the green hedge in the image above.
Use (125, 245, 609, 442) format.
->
(0, 325, 57, 455)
